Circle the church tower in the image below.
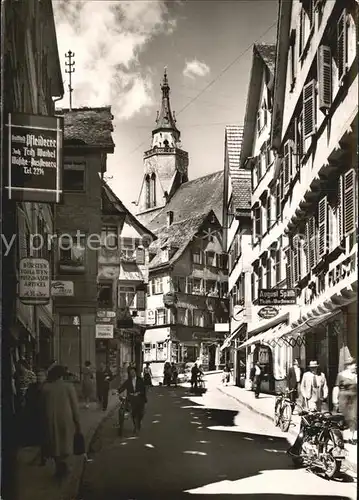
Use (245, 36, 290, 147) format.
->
(136, 68, 189, 219)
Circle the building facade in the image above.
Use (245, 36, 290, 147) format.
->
(1, 0, 64, 496)
(270, 0, 358, 401)
(53, 107, 115, 379)
(221, 125, 252, 387)
(144, 210, 229, 379)
(98, 182, 155, 379)
(237, 1, 357, 398)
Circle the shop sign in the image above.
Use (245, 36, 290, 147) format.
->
(5, 113, 63, 203)
(95, 324, 114, 339)
(146, 310, 156, 326)
(258, 306, 279, 320)
(97, 310, 116, 318)
(51, 280, 74, 297)
(258, 288, 297, 306)
(19, 258, 50, 305)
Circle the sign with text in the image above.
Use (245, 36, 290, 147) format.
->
(19, 258, 50, 305)
(5, 113, 63, 202)
(51, 280, 74, 297)
(258, 289, 297, 306)
(258, 306, 279, 319)
(96, 324, 114, 339)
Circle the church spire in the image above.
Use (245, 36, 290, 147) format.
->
(152, 67, 180, 140)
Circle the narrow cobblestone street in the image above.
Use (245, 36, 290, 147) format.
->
(79, 383, 356, 500)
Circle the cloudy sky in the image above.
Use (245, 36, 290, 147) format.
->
(53, 0, 278, 212)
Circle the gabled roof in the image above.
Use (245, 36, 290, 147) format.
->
(57, 106, 115, 150)
(231, 170, 251, 211)
(239, 43, 276, 167)
(147, 171, 224, 233)
(225, 125, 244, 175)
(224, 126, 251, 211)
(102, 181, 156, 239)
(148, 211, 219, 270)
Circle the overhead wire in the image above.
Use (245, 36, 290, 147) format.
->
(122, 20, 277, 159)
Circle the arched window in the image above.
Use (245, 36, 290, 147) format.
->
(151, 173, 156, 207)
(145, 175, 151, 209)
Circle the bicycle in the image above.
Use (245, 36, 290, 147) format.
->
(117, 395, 129, 436)
(274, 389, 295, 432)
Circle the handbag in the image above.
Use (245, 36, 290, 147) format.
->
(73, 431, 86, 455)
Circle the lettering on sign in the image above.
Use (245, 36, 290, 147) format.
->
(258, 306, 279, 320)
(258, 289, 297, 306)
(95, 324, 114, 339)
(51, 281, 74, 297)
(19, 258, 50, 305)
(5, 113, 63, 203)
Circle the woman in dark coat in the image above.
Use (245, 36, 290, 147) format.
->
(42, 365, 81, 479)
(23, 368, 47, 464)
(118, 366, 147, 435)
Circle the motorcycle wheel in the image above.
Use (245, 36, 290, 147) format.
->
(322, 439, 341, 479)
(274, 400, 281, 426)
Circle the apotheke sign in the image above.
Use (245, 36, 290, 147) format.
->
(5, 113, 63, 203)
(258, 289, 297, 306)
(19, 258, 50, 305)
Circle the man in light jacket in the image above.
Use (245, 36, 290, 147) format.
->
(301, 360, 328, 411)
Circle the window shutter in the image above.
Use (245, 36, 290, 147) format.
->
(285, 248, 294, 288)
(303, 80, 316, 138)
(337, 175, 344, 242)
(318, 196, 328, 258)
(344, 169, 356, 235)
(294, 115, 303, 162)
(299, 8, 305, 56)
(136, 290, 146, 310)
(306, 216, 317, 269)
(292, 235, 300, 283)
(337, 10, 348, 81)
(318, 45, 332, 111)
(136, 247, 145, 265)
(283, 140, 293, 194)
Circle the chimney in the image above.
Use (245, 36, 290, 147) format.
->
(167, 211, 174, 227)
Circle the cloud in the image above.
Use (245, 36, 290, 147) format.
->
(53, 1, 177, 117)
(183, 59, 210, 80)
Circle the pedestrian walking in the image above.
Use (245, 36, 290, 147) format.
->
(332, 356, 357, 444)
(42, 365, 81, 480)
(301, 360, 328, 411)
(82, 360, 95, 408)
(118, 366, 147, 435)
(250, 362, 262, 398)
(163, 361, 172, 386)
(191, 363, 200, 390)
(143, 362, 153, 388)
(23, 368, 47, 464)
(286, 359, 302, 405)
(171, 362, 178, 387)
(222, 363, 231, 386)
(96, 363, 113, 411)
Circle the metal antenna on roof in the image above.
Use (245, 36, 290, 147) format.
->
(65, 50, 75, 110)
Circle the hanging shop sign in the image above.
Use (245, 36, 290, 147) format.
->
(146, 310, 156, 326)
(258, 306, 279, 320)
(97, 310, 116, 318)
(19, 258, 50, 305)
(258, 288, 297, 306)
(5, 113, 63, 203)
(51, 280, 74, 297)
(95, 324, 114, 339)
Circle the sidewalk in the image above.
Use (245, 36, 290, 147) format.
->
(207, 375, 357, 478)
(16, 392, 119, 500)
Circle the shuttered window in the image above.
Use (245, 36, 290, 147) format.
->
(344, 169, 356, 235)
(318, 45, 332, 111)
(136, 247, 145, 265)
(136, 290, 146, 310)
(276, 181, 281, 218)
(303, 80, 316, 138)
(337, 10, 348, 82)
(294, 115, 302, 169)
(336, 175, 344, 243)
(318, 196, 328, 258)
(299, 8, 306, 57)
(292, 235, 301, 283)
(283, 140, 294, 191)
(254, 206, 261, 239)
(285, 248, 294, 288)
(306, 216, 317, 269)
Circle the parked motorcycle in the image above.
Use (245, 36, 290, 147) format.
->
(287, 409, 346, 479)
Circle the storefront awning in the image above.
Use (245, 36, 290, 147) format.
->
(220, 325, 246, 351)
(286, 309, 342, 338)
(237, 321, 288, 350)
